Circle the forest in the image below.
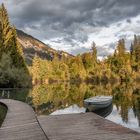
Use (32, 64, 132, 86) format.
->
(31, 36, 140, 85)
(0, 4, 140, 87)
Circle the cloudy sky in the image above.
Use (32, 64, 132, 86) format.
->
(2, 0, 140, 57)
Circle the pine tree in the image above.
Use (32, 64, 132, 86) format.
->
(116, 39, 125, 57)
(0, 4, 31, 87)
(31, 55, 41, 84)
(0, 21, 2, 56)
(130, 35, 140, 62)
(0, 4, 26, 68)
(10, 27, 26, 68)
(130, 35, 140, 71)
(91, 42, 97, 63)
(0, 3, 12, 52)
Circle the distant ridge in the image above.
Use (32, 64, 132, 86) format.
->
(16, 29, 73, 64)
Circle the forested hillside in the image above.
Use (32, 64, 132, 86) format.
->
(17, 29, 73, 65)
(31, 37, 140, 85)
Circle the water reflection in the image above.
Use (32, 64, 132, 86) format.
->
(91, 104, 113, 118)
(51, 104, 86, 115)
(0, 82, 140, 132)
(28, 82, 140, 132)
(106, 106, 140, 133)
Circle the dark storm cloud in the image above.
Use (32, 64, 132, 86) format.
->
(5, 0, 140, 30)
(2, 0, 140, 55)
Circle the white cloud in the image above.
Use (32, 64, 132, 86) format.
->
(45, 14, 140, 56)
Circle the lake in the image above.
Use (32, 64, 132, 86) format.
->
(0, 82, 140, 133)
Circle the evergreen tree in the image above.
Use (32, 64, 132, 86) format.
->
(69, 56, 86, 81)
(0, 3, 12, 53)
(130, 35, 140, 62)
(116, 39, 125, 57)
(0, 4, 31, 87)
(0, 4, 26, 68)
(91, 42, 97, 63)
(10, 27, 26, 68)
(130, 35, 140, 71)
(31, 55, 41, 84)
(0, 21, 2, 53)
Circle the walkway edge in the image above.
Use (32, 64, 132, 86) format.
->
(0, 99, 48, 140)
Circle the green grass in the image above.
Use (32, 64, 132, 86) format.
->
(0, 104, 7, 127)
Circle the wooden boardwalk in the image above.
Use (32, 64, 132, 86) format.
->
(38, 113, 140, 140)
(0, 99, 48, 140)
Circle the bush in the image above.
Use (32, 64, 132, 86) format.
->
(0, 53, 31, 88)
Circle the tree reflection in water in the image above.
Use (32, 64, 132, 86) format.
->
(0, 82, 140, 132)
(29, 82, 140, 127)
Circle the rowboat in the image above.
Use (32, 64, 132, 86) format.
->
(92, 104, 113, 117)
(84, 96, 112, 111)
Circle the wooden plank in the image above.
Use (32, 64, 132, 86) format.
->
(38, 113, 140, 140)
(0, 99, 48, 140)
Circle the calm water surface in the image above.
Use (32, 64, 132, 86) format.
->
(0, 82, 140, 133)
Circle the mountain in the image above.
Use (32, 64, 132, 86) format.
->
(17, 29, 73, 65)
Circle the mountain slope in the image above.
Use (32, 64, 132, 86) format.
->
(17, 29, 73, 64)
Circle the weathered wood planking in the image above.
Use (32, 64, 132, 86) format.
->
(38, 113, 140, 140)
(0, 99, 48, 140)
